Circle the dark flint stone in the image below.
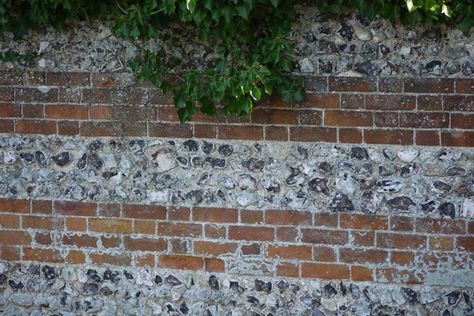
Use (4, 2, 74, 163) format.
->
(330, 192, 354, 212)
(462, 61, 474, 76)
(424, 60, 442, 73)
(401, 163, 417, 177)
(83, 283, 99, 295)
(218, 144, 233, 156)
(351, 147, 368, 160)
(87, 269, 101, 282)
(356, 13, 370, 26)
(324, 284, 337, 298)
(439, 202, 456, 218)
(318, 161, 333, 173)
(180, 302, 189, 314)
(202, 141, 213, 154)
(446, 290, 461, 305)
(176, 156, 188, 167)
(52, 152, 71, 167)
(102, 171, 118, 179)
(88, 140, 104, 151)
(20, 152, 34, 163)
(433, 181, 451, 192)
(243, 158, 265, 171)
(77, 154, 87, 169)
(205, 157, 226, 168)
(379, 45, 390, 56)
(464, 292, 470, 304)
(383, 149, 396, 160)
(0, 274, 6, 285)
(209, 275, 219, 290)
(255, 279, 272, 294)
(154, 275, 162, 285)
(191, 156, 204, 167)
(340, 282, 347, 296)
(277, 280, 288, 293)
(230, 281, 245, 294)
(445, 167, 466, 176)
(423, 28, 441, 40)
(421, 200, 436, 213)
(247, 296, 260, 305)
(402, 288, 419, 304)
(8, 280, 23, 290)
(101, 286, 113, 296)
(123, 270, 134, 280)
(455, 181, 474, 197)
(103, 270, 120, 283)
(297, 146, 308, 159)
(42, 265, 56, 280)
(186, 190, 203, 204)
(442, 310, 451, 316)
(308, 177, 330, 196)
(165, 275, 182, 286)
(387, 196, 415, 211)
(183, 139, 198, 151)
(355, 61, 379, 76)
(300, 294, 320, 308)
(88, 153, 103, 169)
(35, 151, 47, 166)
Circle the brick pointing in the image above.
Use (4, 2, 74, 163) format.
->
(0, 198, 472, 284)
(0, 71, 473, 147)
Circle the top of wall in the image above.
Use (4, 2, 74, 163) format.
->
(0, 7, 473, 78)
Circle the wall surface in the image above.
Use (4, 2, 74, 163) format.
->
(1, 8, 474, 315)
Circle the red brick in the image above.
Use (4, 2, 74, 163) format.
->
(57, 121, 79, 135)
(340, 214, 387, 230)
(194, 241, 237, 256)
(391, 251, 414, 266)
(374, 112, 398, 127)
(45, 105, 88, 119)
(0, 103, 21, 117)
(168, 207, 190, 221)
(204, 224, 226, 239)
(66, 251, 86, 264)
(135, 254, 155, 267)
(378, 77, 402, 92)
(298, 110, 323, 125)
(149, 123, 193, 138)
(415, 218, 465, 234)
(418, 95, 442, 111)
(55, 201, 96, 216)
(301, 263, 350, 279)
(266, 210, 312, 226)
(22, 215, 64, 230)
(339, 128, 362, 143)
(0, 87, 14, 101)
(264, 126, 288, 141)
(59, 87, 82, 103)
(194, 124, 217, 138)
(122, 204, 166, 220)
(121, 122, 147, 137)
(46, 72, 90, 86)
(429, 236, 454, 251)
(301, 229, 348, 245)
(16, 120, 56, 135)
(251, 108, 298, 124)
(351, 231, 374, 247)
(444, 95, 474, 111)
(0, 71, 23, 85)
(90, 253, 131, 266)
(89, 106, 112, 119)
(400, 112, 448, 128)
(0, 198, 29, 213)
(97, 203, 121, 217)
(156, 107, 179, 122)
(82, 88, 113, 103)
(416, 130, 440, 146)
(457, 237, 474, 252)
(404, 78, 454, 93)
(341, 94, 364, 109)
(299, 93, 339, 108)
(0, 215, 20, 228)
(441, 131, 474, 147)
(351, 266, 373, 281)
(366, 95, 416, 110)
(35, 232, 52, 245)
(157, 222, 202, 238)
(240, 210, 264, 224)
(218, 125, 263, 141)
(377, 233, 426, 250)
(390, 216, 414, 231)
(22, 104, 44, 118)
(15, 88, 58, 103)
(89, 218, 132, 233)
(376, 268, 424, 284)
(91, 73, 114, 87)
(340, 248, 388, 264)
(123, 236, 167, 252)
(313, 246, 336, 261)
(303, 76, 328, 92)
(80, 122, 119, 136)
(456, 79, 474, 93)
(205, 258, 225, 272)
(314, 214, 338, 227)
(158, 255, 203, 270)
(101, 236, 121, 248)
(62, 234, 97, 248)
(111, 106, 155, 122)
(276, 262, 299, 277)
(169, 238, 188, 254)
(241, 243, 261, 255)
(276, 227, 298, 242)
(192, 207, 238, 223)
(0, 246, 21, 260)
(329, 77, 376, 92)
(364, 129, 413, 145)
(469, 221, 474, 234)
(451, 114, 474, 129)
(290, 126, 337, 142)
(23, 248, 64, 263)
(228, 225, 274, 241)
(0, 119, 13, 133)
(66, 217, 87, 231)
(324, 110, 372, 127)
(132, 219, 156, 234)
(267, 245, 312, 260)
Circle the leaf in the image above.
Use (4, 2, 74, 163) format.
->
(236, 4, 250, 20)
(250, 85, 261, 101)
(186, 0, 196, 13)
(270, 0, 279, 8)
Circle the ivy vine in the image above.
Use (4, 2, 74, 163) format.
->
(1, 0, 473, 122)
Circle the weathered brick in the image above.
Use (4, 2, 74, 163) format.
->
(0, 246, 21, 260)
(192, 207, 238, 223)
(158, 255, 203, 270)
(444, 95, 474, 111)
(391, 251, 414, 266)
(15, 88, 58, 103)
(290, 126, 337, 142)
(329, 77, 376, 92)
(62, 234, 97, 248)
(0, 215, 20, 228)
(240, 210, 264, 224)
(66, 251, 86, 264)
(16, 120, 56, 135)
(351, 231, 374, 247)
(168, 207, 190, 221)
(194, 241, 237, 256)
(35, 232, 52, 245)
(46, 72, 90, 86)
(204, 258, 225, 272)
(82, 88, 113, 103)
(298, 110, 323, 125)
(23, 247, 63, 263)
(298, 93, 339, 108)
(390, 216, 414, 231)
(59, 87, 82, 103)
(123, 236, 167, 252)
(89, 218, 132, 233)
(0, 87, 14, 101)
(55, 201, 96, 216)
(313, 246, 336, 262)
(0, 103, 21, 117)
(135, 254, 155, 267)
(366, 95, 416, 110)
(97, 203, 121, 217)
(22, 104, 44, 118)
(456, 78, 474, 93)
(351, 266, 373, 281)
(364, 129, 413, 145)
(149, 122, 193, 138)
(65, 217, 87, 231)
(400, 112, 448, 128)
(429, 236, 454, 251)
(324, 110, 373, 127)
(194, 124, 217, 138)
(241, 243, 261, 255)
(90, 253, 131, 266)
(267, 245, 312, 260)
(228, 225, 274, 241)
(457, 237, 474, 252)
(157, 222, 202, 238)
(169, 239, 189, 254)
(441, 131, 474, 147)
(276, 262, 299, 277)
(45, 105, 88, 119)
(416, 130, 440, 146)
(376, 268, 424, 284)
(122, 204, 166, 220)
(378, 77, 402, 92)
(374, 112, 398, 127)
(276, 227, 298, 242)
(338, 128, 362, 143)
(417, 95, 442, 111)
(377, 233, 426, 250)
(101, 236, 121, 248)
(0, 198, 29, 213)
(0, 119, 13, 133)
(218, 125, 263, 141)
(340, 214, 387, 230)
(205, 224, 226, 239)
(451, 114, 474, 129)
(303, 76, 328, 92)
(91, 73, 114, 87)
(404, 78, 454, 93)
(264, 126, 288, 141)
(340, 248, 388, 264)
(301, 229, 348, 245)
(415, 218, 465, 234)
(57, 121, 79, 135)
(22, 215, 64, 230)
(314, 214, 338, 227)
(301, 263, 350, 279)
(251, 108, 298, 124)
(31, 199, 52, 214)
(266, 210, 312, 226)
(341, 94, 364, 109)
(89, 106, 112, 119)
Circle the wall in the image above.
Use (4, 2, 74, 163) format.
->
(1, 10, 474, 315)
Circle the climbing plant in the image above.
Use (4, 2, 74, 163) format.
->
(0, 0, 473, 122)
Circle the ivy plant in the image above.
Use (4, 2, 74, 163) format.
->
(0, 0, 472, 122)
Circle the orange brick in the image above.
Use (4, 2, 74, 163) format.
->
(90, 253, 131, 266)
(340, 214, 387, 230)
(0, 214, 20, 228)
(351, 266, 373, 281)
(301, 263, 350, 279)
(0, 198, 29, 213)
(265, 210, 312, 226)
(267, 245, 312, 260)
(192, 207, 238, 223)
(123, 236, 167, 252)
(276, 262, 299, 277)
(194, 241, 237, 256)
(158, 255, 203, 270)
(205, 258, 225, 272)
(89, 218, 132, 233)
(23, 247, 64, 263)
